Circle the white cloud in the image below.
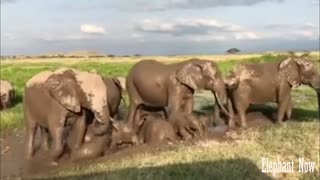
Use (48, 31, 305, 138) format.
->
(80, 24, 107, 35)
(262, 22, 319, 40)
(135, 18, 260, 41)
(235, 32, 260, 40)
(188, 35, 227, 42)
(136, 0, 285, 11)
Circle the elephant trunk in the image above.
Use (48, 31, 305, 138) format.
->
(212, 91, 233, 119)
(92, 119, 110, 135)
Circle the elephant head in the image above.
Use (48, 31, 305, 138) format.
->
(44, 68, 111, 135)
(279, 54, 320, 90)
(176, 59, 231, 117)
(279, 54, 320, 115)
(109, 118, 139, 150)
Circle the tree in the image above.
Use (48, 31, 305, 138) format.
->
(226, 48, 240, 54)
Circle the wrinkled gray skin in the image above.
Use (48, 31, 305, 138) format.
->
(0, 80, 15, 110)
(137, 112, 177, 145)
(24, 69, 124, 165)
(168, 112, 206, 140)
(126, 58, 231, 130)
(71, 120, 139, 161)
(224, 54, 320, 128)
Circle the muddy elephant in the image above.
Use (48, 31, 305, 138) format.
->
(0, 80, 15, 110)
(225, 53, 319, 128)
(126, 58, 231, 130)
(24, 68, 124, 164)
(168, 112, 206, 140)
(70, 118, 139, 161)
(136, 112, 177, 145)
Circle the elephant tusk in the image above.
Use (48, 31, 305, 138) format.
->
(214, 92, 233, 119)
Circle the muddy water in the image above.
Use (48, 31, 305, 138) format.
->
(0, 127, 230, 179)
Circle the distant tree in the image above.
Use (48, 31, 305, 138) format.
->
(226, 48, 240, 54)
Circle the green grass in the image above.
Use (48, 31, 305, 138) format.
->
(1, 54, 320, 179)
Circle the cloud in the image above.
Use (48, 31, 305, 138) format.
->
(135, 18, 261, 41)
(235, 32, 260, 40)
(262, 23, 319, 40)
(80, 24, 107, 35)
(41, 34, 96, 41)
(312, 0, 319, 5)
(137, 0, 284, 10)
(1, 0, 16, 4)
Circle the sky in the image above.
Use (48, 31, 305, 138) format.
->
(1, 0, 319, 55)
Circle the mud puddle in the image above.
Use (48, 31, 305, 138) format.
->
(0, 111, 273, 179)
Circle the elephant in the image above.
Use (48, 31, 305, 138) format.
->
(126, 58, 231, 130)
(24, 68, 125, 165)
(0, 80, 15, 110)
(136, 111, 177, 145)
(70, 119, 139, 161)
(168, 111, 206, 140)
(224, 53, 319, 128)
(116, 76, 126, 91)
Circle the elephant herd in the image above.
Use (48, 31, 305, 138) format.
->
(1, 53, 319, 166)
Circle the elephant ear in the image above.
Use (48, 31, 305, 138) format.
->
(176, 63, 203, 90)
(279, 58, 301, 88)
(45, 73, 81, 113)
(296, 56, 314, 72)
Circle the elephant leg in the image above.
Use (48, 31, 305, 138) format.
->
(109, 140, 117, 152)
(127, 100, 141, 130)
(26, 122, 38, 160)
(2, 101, 7, 110)
(285, 98, 292, 121)
(40, 127, 50, 152)
(277, 98, 290, 124)
(167, 89, 183, 117)
(233, 93, 248, 128)
(182, 97, 194, 114)
(213, 103, 225, 126)
(227, 98, 236, 128)
(71, 113, 86, 150)
(49, 125, 64, 165)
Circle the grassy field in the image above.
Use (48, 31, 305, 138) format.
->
(1, 53, 320, 179)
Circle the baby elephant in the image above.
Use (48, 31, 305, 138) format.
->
(70, 119, 139, 161)
(137, 112, 177, 145)
(168, 112, 206, 140)
(0, 80, 15, 110)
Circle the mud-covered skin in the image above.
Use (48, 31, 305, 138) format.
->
(126, 58, 231, 131)
(71, 120, 139, 161)
(24, 69, 124, 165)
(137, 113, 177, 145)
(168, 112, 206, 140)
(0, 80, 15, 110)
(224, 54, 319, 128)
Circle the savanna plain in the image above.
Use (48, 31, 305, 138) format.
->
(0, 52, 319, 180)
